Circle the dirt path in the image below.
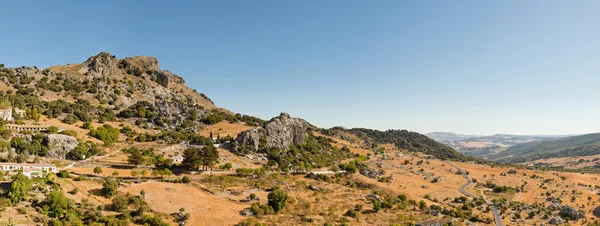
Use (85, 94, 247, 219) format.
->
(445, 161, 504, 226)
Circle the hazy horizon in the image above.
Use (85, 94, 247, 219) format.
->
(1, 1, 599, 135)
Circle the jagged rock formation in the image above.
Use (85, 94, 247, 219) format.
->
(235, 113, 312, 152)
(0, 51, 218, 131)
(235, 128, 263, 152)
(46, 134, 79, 159)
(80, 52, 118, 77)
(559, 206, 585, 220)
(549, 216, 563, 225)
(265, 112, 311, 150)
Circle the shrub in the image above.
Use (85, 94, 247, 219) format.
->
(267, 189, 288, 213)
(58, 170, 70, 178)
(182, 176, 191, 183)
(94, 166, 103, 175)
(220, 162, 233, 170)
(102, 179, 119, 198)
(47, 126, 59, 134)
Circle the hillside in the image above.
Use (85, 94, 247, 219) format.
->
(323, 127, 472, 161)
(427, 132, 565, 158)
(490, 132, 600, 163)
(0, 53, 598, 226)
(425, 132, 476, 142)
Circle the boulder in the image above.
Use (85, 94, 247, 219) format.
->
(360, 168, 385, 179)
(559, 206, 585, 220)
(549, 216, 563, 225)
(235, 113, 312, 152)
(235, 128, 263, 152)
(46, 134, 79, 159)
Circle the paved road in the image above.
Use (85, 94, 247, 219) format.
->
(445, 161, 504, 226)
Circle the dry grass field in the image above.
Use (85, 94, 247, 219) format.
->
(198, 121, 255, 138)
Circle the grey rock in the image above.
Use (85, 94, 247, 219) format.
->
(46, 134, 79, 159)
(240, 208, 255, 216)
(360, 168, 385, 179)
(366, 194, 381, 202)
(559, 205, 585, 220)
(235, 113, 312, 152)
(235, 128, 263, 152)
(80, 52, 118, 77)
(264, 112, 310, 150)
(549, 216, 563, 225)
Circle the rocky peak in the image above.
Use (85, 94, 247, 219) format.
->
(80, 51, 118, 77)
(235, 113, 312, 152)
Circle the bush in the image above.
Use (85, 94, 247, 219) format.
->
(47, 126, 59, 134)
(267, 189, 288, 213)
(220, 162, 233, 170)
(182, 176, 191, 183)
(102, 179, 119, 198)
(58, 170, 70, 178)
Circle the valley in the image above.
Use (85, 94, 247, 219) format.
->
(0, 53, 598, 226)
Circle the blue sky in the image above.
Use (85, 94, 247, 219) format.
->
(1, 1, 599, 135)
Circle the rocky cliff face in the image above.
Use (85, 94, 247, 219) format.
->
(265, 112, 310, 150)
(79, 52, 118, 77)
(46, 134, 79, 159)
(235, 113, 312, 152)
(235, 128, 263, 152)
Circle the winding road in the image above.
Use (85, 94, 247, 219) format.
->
(445, 161, 504, 226)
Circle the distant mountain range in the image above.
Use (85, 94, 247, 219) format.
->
(488, 132, 600, 163)
(426, 132, 569, 159)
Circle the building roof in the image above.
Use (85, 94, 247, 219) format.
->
(23, 168, 43, 172)
(0, 162, 56, 167)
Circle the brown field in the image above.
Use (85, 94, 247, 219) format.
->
(198, 121, 254, 138)
(529, 154, 600, 169)
(120, 181, 248, 226)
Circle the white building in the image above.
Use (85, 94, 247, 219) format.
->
(0, 163, 58, 178)
(171, 156, 184, 163)
(0, 107, 25, 121)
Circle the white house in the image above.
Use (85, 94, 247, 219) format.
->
(0, 163, 58, 178)
(171, 156, 184, 163)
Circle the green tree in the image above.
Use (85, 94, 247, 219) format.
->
(201, 145, 219, 171)
(93, 166, 103, 175)
(31, 107, 40, 121)
(8, 174, 32, 204)
(267, 189, 288, 213)
(102, 179, 119, 198)
(372, 199, 382, 212)
(89, 124, 120, 145)
(47, 126, 59, 134)
(419, 200, 427, 210)
(45, 190, 70, 218)
(127, 148, 145, 166)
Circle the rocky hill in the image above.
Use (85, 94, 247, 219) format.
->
(0, 52, 239, 133)
(427, 132, 566, 159)
(322, 127, 473, 161)
(490, 132, 600, 163)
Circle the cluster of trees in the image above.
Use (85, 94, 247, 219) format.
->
(264, 133, 354, 172)
(67, 141, 101, 160)
(323, 127, 474, 161)
(89, 124, 120, 145)
(182, 145, 219, 171)
(123, 147, 173, 169)
(117, 101, 156, 119)
(200, 109, 266, 126)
